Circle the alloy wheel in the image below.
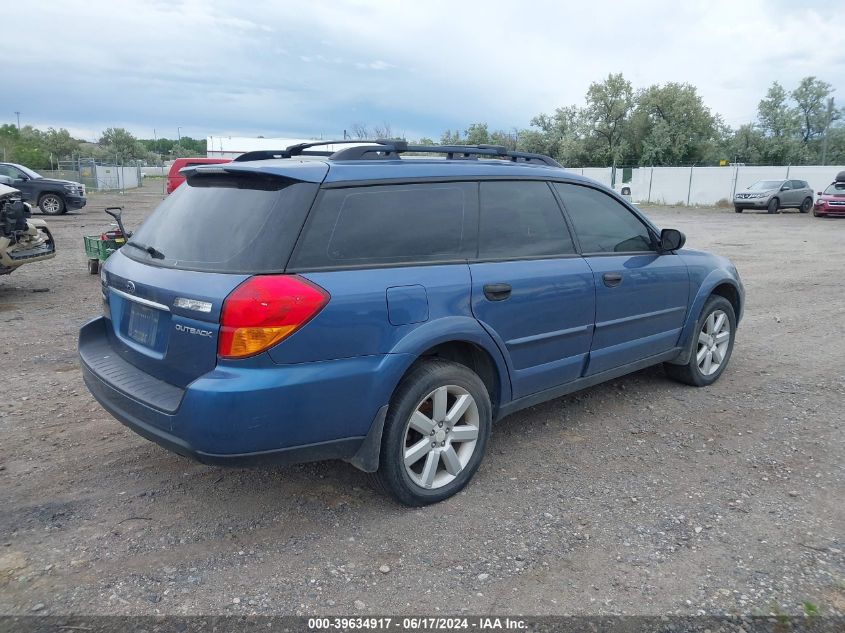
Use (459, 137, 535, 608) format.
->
(40, 195, 62, 214)
(402, 385, 480, 490)
(696, 309, 731, 376)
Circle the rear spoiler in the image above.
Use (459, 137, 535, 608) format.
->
(180, 161, 329, 184)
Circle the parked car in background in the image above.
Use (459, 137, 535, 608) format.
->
(79, 140, 744, 506)
(0, 162, 87, 215)
(813, 171, 845, 218)
(0, 176, 56, 274)
(733, 179, 814, 214)
(166, 158, 231, 194)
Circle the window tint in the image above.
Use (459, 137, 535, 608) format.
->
(478, 181, 574, 258)
(554, 183, 655, 253)
(791, 180, 806, 189)
(0, 165, 22, 179)
(124, 174, 318, 273)
(291, 183, 476, 269)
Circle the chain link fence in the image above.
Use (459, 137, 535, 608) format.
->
(39, 159, 142, 192)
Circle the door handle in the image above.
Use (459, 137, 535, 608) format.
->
(483, 283, 512, 301)
(602, 273, 623, 288)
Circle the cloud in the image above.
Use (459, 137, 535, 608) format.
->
(355, 60, 396, 71)
(2, 0, 843, 140)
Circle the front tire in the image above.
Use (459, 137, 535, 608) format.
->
(87, 259, 100, 275)
(767, 198, 779, 214)
(664, 295, 736, 387)
(799, 197, 812, 213)
(734, 206, 743, 213)
(39, 193, 65, 215)
(374, 360, 491, 506)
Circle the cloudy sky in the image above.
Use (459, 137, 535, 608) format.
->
(3, 0, 844, 142)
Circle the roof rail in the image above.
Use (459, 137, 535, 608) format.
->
(233, 139, 561, 167)
(233, 139, 397, 163)
(330, 142, 561, 167)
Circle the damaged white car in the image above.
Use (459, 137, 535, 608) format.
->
(0, 176, 56, 275)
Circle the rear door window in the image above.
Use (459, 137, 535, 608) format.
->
(290, 182, 477, 270)
(478, 180, 575, 259)
(124, 173, 318, 273)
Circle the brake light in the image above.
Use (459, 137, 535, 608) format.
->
(218, 275, 329, 359)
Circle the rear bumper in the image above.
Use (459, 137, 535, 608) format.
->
(81, 361, 362, 465)
(79, 316, 409, 466)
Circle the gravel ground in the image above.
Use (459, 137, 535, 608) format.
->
(0, 180, 843, 617)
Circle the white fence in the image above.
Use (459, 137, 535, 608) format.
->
(90, 165, 141, 191)
(567, 165, 845, 206)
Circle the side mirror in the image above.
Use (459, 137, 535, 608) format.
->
(781, 184, 791, 191)
(817, 191, 822, 196)
(659, 228, 685, 252)
(15, 174, 29, 181)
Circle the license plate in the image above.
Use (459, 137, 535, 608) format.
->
(127, 302, 159, 346)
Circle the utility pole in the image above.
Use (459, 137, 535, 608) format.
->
(821, 97, 834, 166)
(177, 127, 182, 144)
(14, 111, 21, 130)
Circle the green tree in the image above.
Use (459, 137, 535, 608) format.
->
(463, 123, 490, 145)
(726, 124, 765, 164)
(791, 77, 834, 143)
(99, 127, 147, 162)
(43, 128, 79, 161)
(756, 82, 801, 163)
(584, 72, 634, 164)
(628, 82, 720, 165)
(530, 105, 585, 164)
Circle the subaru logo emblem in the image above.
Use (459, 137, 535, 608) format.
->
(125, 280, 136, 294)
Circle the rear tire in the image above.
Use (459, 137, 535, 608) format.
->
(664, 295, 736, 387)
(799, 197, 812, 213)
(39, 193, 65, 215)
(373, 359, 491, 506)
(767, 198, 779, 214)
(87, 259, 100, 275)
(734, 206, 743, 213)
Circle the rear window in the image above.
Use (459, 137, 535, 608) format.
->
(124, 173, 318, 273)
(478, 181, 575, 259)
(290, 183, 477, 270)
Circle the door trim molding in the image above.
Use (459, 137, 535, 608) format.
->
(495, 347, 682, 421)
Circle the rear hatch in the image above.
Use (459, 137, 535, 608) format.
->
(102, 163, 325, 388)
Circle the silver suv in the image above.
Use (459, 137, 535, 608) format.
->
(734, 179, 814, 214)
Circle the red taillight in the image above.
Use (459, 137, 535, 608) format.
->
(218, 275, 329, 359)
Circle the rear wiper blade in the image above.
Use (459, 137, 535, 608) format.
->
(124, 241, 165, 260)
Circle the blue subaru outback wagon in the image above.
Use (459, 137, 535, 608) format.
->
(79, 140, 744, 506)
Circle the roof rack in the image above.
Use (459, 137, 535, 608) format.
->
(234, 139, 561, 167)
(233, 140, 356, 162)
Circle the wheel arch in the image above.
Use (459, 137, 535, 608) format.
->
(37, 189, 66, 202)
(388, 317, 512, 413)
(710, 282, 741, 320)
(670, 273, 743, 366)
(347, 317, 511, 474)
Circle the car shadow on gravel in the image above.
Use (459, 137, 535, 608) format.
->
(110, 364, 673, 515)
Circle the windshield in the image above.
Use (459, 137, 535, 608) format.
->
(823, 182, 845, 196)
(748, 180, 783, 191)
(124, 173, 318, 273)
(15, 164, 42, 179)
